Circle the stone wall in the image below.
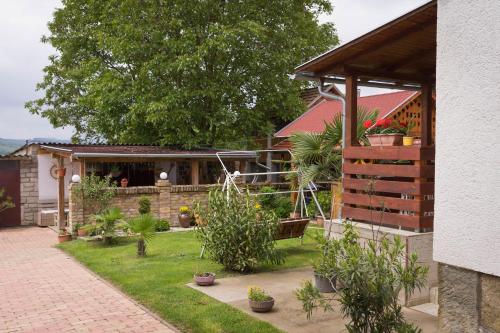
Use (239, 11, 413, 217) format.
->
(19, 147, 39, 226)
(68, 181, 213, 229)
(439, 264, 500, 333)
(324, 220, 437, 307)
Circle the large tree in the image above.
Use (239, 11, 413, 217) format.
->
(27, 0, 338, 147)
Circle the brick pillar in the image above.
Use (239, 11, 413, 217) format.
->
(157, 179, 172, 223)
(68, 182, 84, 232)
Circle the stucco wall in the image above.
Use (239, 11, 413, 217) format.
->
(434, 0, 500, 276)
(37, 154, 80, 201)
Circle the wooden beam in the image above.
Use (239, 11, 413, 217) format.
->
(57, 157, 66, 230)
(345, 75, 358, 147)
(190, 160, 199, 185)
(344, 65, 429, 84)
(79, 158, 86, 177)
(381, 47, 436, 72)
(421, 82, 433, 146)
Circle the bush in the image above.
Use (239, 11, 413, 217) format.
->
(296, 223, 428, 332)
(316, 191, 331, 217)
(93, 207, 123, 244)
(155, 219, 170, 232)
(194, 188, 283, 272)
(138, 196, 151, 215)
(127, 214, 156, 256)
(74, 174, 116, 214)
(258, 186, 293, 219)
(248, 286, 272, 301)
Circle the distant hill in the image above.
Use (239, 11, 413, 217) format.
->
(0, 138, 70, 155)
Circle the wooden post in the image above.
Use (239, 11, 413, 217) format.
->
(266, 134, 272, 183)
(190, 160, 199, 186)
(79, 158, 86, 177)
(57, 157, 66, 230)
(421, 82, 433, 146)
(345, 75, 358, 147)
(239, 160, 247, 183)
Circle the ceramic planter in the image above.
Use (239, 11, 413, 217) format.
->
(249, 298, 275, 313)
(58, 234, 72, 243)
(314, 273, 336, 293)
(403, 136, 414, 146)
(367, 134, 403, 146)
(178, 213, 192, 228)
(194, 273, 216, 286)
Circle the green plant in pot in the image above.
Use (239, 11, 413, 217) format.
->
(178, 206, 192, 228)
(248, 286, 274, 313)
(58, 229, 72, 243)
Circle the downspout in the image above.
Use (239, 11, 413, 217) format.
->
(317, 78, 345, 224)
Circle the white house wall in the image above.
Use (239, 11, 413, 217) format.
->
(434, 0, 500, 277)
(37, 154, 80, 201)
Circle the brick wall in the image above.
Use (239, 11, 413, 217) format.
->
(20, 147, 39, 226)
(169, 185, 212, 224)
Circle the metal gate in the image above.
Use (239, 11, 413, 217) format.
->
(0, 160, 21, 227)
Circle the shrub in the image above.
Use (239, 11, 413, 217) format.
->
(316, 191, 331, 217)
(248, 286, 272, 302)
(296, 223, 428, 332)
(93, 207, 123, 244)
(138, 196, 151, 215)
(127, 214, 156, 256)
(74, 174, 116, 214)
(155, 219, 170, 232)
(194, 188, 283, 272)
(258, 186, 293, 219)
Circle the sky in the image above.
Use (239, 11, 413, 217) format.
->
(0, 0, 428, 140)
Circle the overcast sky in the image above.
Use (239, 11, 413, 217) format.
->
(0, 0, 428, 140)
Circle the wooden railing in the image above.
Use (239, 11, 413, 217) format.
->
(342, 146, 435, 232)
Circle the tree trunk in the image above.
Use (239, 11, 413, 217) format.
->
(137, 239, 146, 257)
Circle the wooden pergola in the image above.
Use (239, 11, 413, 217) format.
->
(295, 1, 437, 231)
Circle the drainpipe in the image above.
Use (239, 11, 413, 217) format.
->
(317, 78, 346, 224)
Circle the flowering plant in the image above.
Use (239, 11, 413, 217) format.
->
(399, 117, 416, 136)
(364, 118, 405, 135)
(179, 206, 190, 213)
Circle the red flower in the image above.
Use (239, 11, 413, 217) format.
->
(399, 121, 407, 128)
(363, 120, 373, 129)
(382, 119, 392, 128)
(375, 119, 385, 127)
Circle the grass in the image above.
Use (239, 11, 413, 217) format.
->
(59, 228, 322, 333)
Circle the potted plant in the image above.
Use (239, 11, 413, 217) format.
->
(364, 118, 404, 146)
(58, 229, 72, 243)
(194, 272, 216, 286)
(109, 165, 121, 177)
(120, 178, 128, 188)
(313, 263, 336, 293)
(178, 206, 192, 228)
(248, 286, 274, 313)
(77, 224, 91, 237)
(401, 118, 416, 146)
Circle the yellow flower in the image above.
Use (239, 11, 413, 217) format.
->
(179, 206, 190, 213)
(254, 203, 261, 210)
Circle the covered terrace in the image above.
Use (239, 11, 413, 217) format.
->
(295, 0, 437, 232)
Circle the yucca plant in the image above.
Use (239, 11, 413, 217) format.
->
(127, 214, 156, 256)
(93, 207, 123, 244)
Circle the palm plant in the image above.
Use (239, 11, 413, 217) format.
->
(93, 207, 123, 244)
(127, 214, 156, 256)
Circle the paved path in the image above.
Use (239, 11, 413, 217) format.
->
(0, 227, 176, 333)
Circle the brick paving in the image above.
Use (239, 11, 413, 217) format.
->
(0, 227, 177, 333)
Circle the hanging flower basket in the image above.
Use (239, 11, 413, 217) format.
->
(364, 119, 404, 146)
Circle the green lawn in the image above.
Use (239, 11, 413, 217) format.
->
(58, 228, 322, 333)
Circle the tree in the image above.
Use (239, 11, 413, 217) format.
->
(0, 187, 15, 213)
(127, 214, 156, 257)
(26, 0, 338, 147)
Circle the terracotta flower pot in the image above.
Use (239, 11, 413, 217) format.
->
(367, 133, 403, 146)
(403, 136, 414, 146)
(249, 298, 275, 313)
(178, 213, 192, 228)
(77, 228, 88, 237)
(194, 273, 216, 286)
(315, 215, 325, 226)
(58, 234, 72, 243)
(120, 178, 128, 187)
(57, 168, 66, 177)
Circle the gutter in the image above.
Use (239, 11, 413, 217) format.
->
(72, 152, 257, 159)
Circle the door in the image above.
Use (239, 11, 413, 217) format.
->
(0, 160, 21, 227)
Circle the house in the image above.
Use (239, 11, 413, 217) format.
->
(294, 0, 500, 331)
(274, 89, 435, 149)
(0, 142, 256, 227)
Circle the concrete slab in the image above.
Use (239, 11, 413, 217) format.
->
(189, 267, 438, 333)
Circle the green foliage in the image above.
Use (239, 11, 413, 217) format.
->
(290, 106, 378, 186)
(81, 223, 97, 236)
(248, 286, 272, 302)
(194, 189, 283, 272)
(155, 219, 171, 232)
(258, 186, 293, 219)
(127, 214, 156, 256)
(74, 174, 116, 214)
(296, 223, 428, 333)
(138, 196, 151, 215)
(316, 191, 331, 217)
(0, 187, 15, 213)
(27, 0, 338, 147)
(93, 207, 123, 244)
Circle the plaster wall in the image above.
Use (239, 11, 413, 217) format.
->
(434, 0, 500, 276)
(37, 154, 80, 201)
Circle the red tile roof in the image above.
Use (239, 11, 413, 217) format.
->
(275, 90, 418, 137)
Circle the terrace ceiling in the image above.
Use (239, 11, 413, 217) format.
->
(295, 0, 437, 88)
